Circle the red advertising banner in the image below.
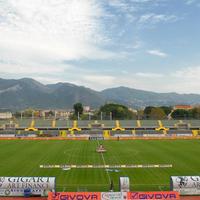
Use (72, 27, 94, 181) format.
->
(48, 191, 179, 200)
(48, 192, 101, 200)
(128, 191, 180, 200)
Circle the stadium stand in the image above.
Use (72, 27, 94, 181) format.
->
(55, 120, 73, 128)
(34, 119, 52, 127)
(141, 120, 158, 127)
(17, 119, 32, 127)
(162, 120, 180, 127)
(120, 120, 137, 127)
(185, 120, 200, 127)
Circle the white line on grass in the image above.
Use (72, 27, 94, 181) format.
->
(97, 141, 111, 184)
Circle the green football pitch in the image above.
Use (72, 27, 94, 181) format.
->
(0, 139, 200, 192)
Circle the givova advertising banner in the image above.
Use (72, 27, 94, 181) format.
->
(48, 192, 101, 200)
(170, 176, 200, 195)
(101, 192, 127, 200)
(0, 177, 55, 196)
(48, 192, 180, 200)
(128, 192, 180, 200)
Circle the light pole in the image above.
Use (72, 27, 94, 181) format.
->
(54, 111, 57, 119)
(89, 112, 91, 121)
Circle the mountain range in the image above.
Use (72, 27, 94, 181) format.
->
(0, 77, 200, 110)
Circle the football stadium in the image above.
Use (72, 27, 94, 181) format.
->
(0, 119, 200, 199)
(0, 0, 200, 199)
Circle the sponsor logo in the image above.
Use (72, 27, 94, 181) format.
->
(175, 177, 188, 188)
(0, 177, 55, 197)
(48, 192, 101, 200)
(128, 192, 179, 200)
(7, 177, 51, 183)
(101, 192, 127, 200)
(89, 137, 104, 141)
(0, 177, 5, 188)
(190, 176, 200, 182)
(0, 177, 5, 187)
(4, 189, 11, 196)
(171, 176, 200, 195)
(0, 177, 5, 183)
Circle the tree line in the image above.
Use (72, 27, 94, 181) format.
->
(72, 103, 200, 120)
(71, 103, 136, 120)
(13, 103, 200, 120)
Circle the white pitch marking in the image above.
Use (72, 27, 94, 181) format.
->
(97, 140, 111, 184)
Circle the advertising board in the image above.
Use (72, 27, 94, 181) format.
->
(176, 134, 192, 137)
(89, 136, 104, 140)
(48, 192, 101, 200)
(0, 134, 15, 137)
(0, 177, 55, 197)
(128, 191, 180, 200)
(101, 192, 127, 200)
(119, 177, 130, 192)
(143, 134, 165, 137)
(171, 176, 200, 195)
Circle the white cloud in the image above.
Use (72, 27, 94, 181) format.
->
(173, 66, 200, 79)
(82, 75, 115, 88)
(136, 72, 164, 78)
(107, 0, 135, 13)
(0, 62, 69, 75)
(147, 49, 168, 57)
(184, 0, 197, 5)
(168, 66, 200, 93)
(139, 13, 178, 25)
(133, 40, 143, 49)
(106, 0, 175, 25)
(0, 0, 113, 78)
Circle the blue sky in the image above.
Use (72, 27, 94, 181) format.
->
(0, 0, 200, 93)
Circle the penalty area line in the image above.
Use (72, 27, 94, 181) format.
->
(39, 164, 173, 169)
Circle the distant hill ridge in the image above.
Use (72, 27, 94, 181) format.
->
(0, 77, 200, 110)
